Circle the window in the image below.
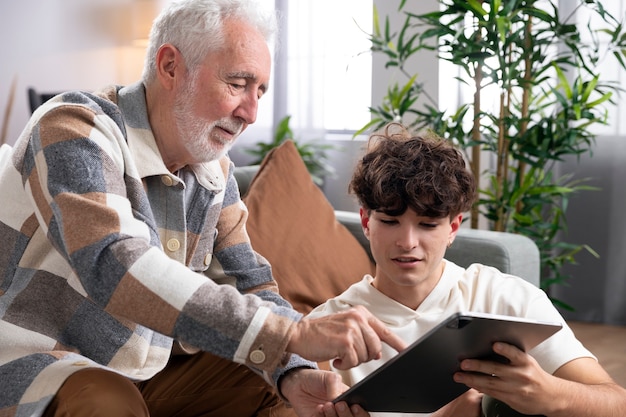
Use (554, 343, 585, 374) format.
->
(237, 0, 373, 153)
(282, 0, 373, 133)
(574, 0, 625, 135)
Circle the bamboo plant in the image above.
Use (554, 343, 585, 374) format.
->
(360, 0, 626, 307)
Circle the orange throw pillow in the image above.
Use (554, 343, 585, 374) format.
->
(243, 140, 375, 314)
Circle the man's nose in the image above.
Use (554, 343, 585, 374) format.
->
(234, 92, 258, 125)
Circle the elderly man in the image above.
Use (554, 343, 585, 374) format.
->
(0, 1, 403, 416)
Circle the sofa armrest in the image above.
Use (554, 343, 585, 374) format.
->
(334, 210, 540, 288)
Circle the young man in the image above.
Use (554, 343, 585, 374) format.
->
(309, 123, 626, 417)
(0, 1, 403, 416)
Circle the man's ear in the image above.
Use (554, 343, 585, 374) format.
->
(155, 44, 183, 90)
(360, 208, 371, 240)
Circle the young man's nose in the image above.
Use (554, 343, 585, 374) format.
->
(396, 226, 418, 250)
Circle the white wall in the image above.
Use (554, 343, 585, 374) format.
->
(0, 0, 164, 146)
(554, 136, 626, 326)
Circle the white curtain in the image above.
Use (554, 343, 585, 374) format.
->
(232, 0, 372, 166)
(277, 0, 372, 137)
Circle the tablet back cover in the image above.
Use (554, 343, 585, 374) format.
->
(333, 312, 562, 413)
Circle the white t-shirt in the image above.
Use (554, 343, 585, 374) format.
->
(307, 260, 594, 417)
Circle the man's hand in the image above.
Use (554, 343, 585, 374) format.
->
(287, 306, 407, 369)
(280, 368, 370, 417)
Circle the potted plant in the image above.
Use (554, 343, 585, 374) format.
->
(360, 0, 626, 307)
(246, 115, 339, 186)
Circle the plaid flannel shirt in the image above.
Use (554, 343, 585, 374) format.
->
(0, 82, 313, 417)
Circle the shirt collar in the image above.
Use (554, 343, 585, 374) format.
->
(117, 82, 225, 192)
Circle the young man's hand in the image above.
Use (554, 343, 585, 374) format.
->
(454, 342, 554, 414)
(453, 341, 624, 416)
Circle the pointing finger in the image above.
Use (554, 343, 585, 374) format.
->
(368, 316, 407, 353)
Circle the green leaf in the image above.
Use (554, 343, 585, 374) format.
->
(373, 4, 381, 38)
(353, 118, 383, 138)
(586, 91, 612, 108)
(495, 16, 508, 43)
(464, 0, 488, 20)
(553, 65, 572, 98)
(581, 75, 599, 102)
(273, 115, 293, 144)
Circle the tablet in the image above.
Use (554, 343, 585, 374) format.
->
(333, 311, 562, 413)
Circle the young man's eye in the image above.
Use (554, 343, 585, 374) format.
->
(380, 219, 397, 225)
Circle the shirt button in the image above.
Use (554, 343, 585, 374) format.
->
(250, 350, 266, 364)
(204, 253, 212, 266)
(72, 361, 89, 366)
(161, 175, 174, 187)
(166, 238, 180, 252)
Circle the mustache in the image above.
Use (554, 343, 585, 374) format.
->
(214, 119, 244, 136)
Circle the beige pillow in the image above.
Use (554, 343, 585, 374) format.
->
(243, 140, 375, 314)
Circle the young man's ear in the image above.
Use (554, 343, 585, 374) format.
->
(448, 213, 463, 245)
(359, 208, 371, 240)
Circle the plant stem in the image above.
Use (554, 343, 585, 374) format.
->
(515, 16, 533, 219)
(470, 11, 483, 230)
(495, 90, 506, 232)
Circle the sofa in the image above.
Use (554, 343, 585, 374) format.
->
(233, 140, 540, 315)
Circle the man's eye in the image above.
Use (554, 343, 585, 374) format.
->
(380, 219, 397, 225)
(230, 83, 245, 90)
(421, 223, 438, 229)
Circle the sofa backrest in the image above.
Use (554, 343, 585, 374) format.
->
(336, 210, 540, 287)
(450, 228, 540, 287)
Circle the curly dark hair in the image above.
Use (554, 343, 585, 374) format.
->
(349, 123, 476, 218)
